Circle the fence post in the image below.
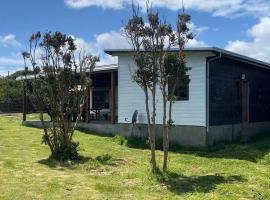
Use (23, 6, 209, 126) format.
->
(22, 82, 27, 121)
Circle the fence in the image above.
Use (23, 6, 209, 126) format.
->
(0, 98, 35, 113)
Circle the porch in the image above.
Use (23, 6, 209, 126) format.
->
(22, 64, 118, 125)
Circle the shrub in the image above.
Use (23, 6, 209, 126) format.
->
(112, 134, 127, 145)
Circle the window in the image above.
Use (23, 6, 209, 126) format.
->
(168, 76, 189, 101)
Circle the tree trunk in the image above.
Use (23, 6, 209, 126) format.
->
(40, 112, 54, 154)
(163, 124, 169, 171)
(162, 87, 169, 171)
(151, 84, 157, 173)
(144, 87, 157, 173)
(163, 80, 177, 171)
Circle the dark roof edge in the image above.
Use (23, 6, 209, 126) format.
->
(104, 47, 270, 69)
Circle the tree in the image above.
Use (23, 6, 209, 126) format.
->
(125, 3, 174, 173)
(23, 31, 99, 161)
(0, 77, 22, 112)
(161, 12, 194, 171)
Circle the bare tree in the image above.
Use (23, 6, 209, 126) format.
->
(23, 31, 99, 161)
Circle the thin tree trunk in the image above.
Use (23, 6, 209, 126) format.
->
(162, 87, 169, 171)
(144, 87, 157, 173)
(151, 92, 157, 173)
(40, 111, 54, 154)
(164, 78, 178, 171)
(163, 124, 169, 171)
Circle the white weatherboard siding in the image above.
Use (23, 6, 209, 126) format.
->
(117, 53, 210, 127)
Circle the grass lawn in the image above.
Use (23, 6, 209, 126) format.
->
(0, 115, 270, 199)
(26, 113, 51, 121)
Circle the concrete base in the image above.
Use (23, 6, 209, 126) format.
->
(23, 121, 207, 147)
(208, 122, 270, 145)
(23, 121, 270, 147)
(116, 123, 207, 147)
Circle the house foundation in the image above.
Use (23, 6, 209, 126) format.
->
(23, 120, 270, 147)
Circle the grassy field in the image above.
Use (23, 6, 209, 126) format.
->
(0, 115, 270, 199)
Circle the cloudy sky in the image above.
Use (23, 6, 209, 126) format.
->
(0, 0, 270, 75)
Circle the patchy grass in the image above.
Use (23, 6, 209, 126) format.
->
(0, 116, 270, 199)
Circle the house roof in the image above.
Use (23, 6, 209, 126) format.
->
(16, 64, 118, 81)
(92, 64, 118, 73)
(104, 47, 270, 69)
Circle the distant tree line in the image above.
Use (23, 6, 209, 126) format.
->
(0, 70, 36, 113)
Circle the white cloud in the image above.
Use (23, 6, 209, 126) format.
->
(0, 57, 24, 76)
(94, 31, 130, 65)
(65, 0, 125, 9)
(0, 32, 124, 75)
(187, 39, 208, 48)
(64, 0, 270, 17)
(188, 22, 208, 35)
(71, 35, 115, 65)
(72, 24, 208, 65)
(71, 30, 130, 65)
(0, 24, 208, 76)
(0, 27, 208, 76)
(226, 17, 270, 62)
(73, 26, 208, 65)
(0, 34, 22, 48)
(95, 31, 130, 50)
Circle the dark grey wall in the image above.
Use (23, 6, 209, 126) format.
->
(209, 57, 270, 126)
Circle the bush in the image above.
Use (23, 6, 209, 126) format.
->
(52, 141, 81, 161)
(112, 134, 127, 145)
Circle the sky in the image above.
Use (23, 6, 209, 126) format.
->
(1, 0, 270, 76)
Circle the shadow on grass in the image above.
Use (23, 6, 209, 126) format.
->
(113, 133, 270, 163)
(155, 170, 246, 195)
(25, 122, 270, 163)
(110, 134, 270, 163)
(38, 155, 91, 169)
(76, 127, 114, 138)
(38, 154, 127, 170)
(187, 134, 270, 163)
(23, 123, 114, 139)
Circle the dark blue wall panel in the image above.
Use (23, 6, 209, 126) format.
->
(209, 57, 270, 126)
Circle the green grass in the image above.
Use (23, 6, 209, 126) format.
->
(26, 113, 51, 121)
(0, 115, 270, 199)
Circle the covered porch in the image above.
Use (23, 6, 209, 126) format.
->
(21, 64, 118, 125)
(85, 65, 118, 124)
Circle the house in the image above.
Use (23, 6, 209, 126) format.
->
(104, 47, 270, 146)
(22, 47, 270, 147)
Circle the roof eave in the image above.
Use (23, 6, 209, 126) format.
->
(104, 47, 270, 69)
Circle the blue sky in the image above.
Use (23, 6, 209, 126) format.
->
(1, 0, 270, 76)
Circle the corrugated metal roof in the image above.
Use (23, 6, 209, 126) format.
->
(104, 47, 270, 69)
